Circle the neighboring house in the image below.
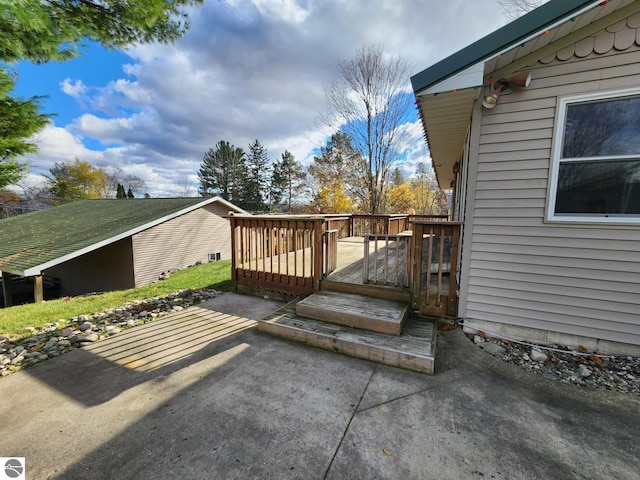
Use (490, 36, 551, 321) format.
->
(0, 197, 248, 305)
(412, 0, 640, 355)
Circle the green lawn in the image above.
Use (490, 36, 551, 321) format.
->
(0, 260, 233, 336)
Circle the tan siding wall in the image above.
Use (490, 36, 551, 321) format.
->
(132, 203, 232, 287)
(46, 238, 135, 296)
(464, 41, 640, 348)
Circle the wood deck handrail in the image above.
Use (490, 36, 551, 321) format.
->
(229, 214, 459, 315)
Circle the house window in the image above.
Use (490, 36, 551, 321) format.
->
(547, 88, 640, 222)
(208, 252, 221, 261)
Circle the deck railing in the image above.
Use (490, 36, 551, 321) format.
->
(323, 215, 351, 239)
(351, 214, 410, 236)
(229, 214, 460, 316)
(363, 234, 412, 287)
(410, 221, 462, 317)
(324, 229, 338, 276)
(229, 216, 325, 296)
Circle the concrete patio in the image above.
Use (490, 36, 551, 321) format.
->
(0, 293, 638, 479)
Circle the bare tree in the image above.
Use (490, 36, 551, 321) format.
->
(323, 44, 414, 214)
(497, 0, 547, 20)
(102, 166, 146, 198)
(175, 175, 196, 197)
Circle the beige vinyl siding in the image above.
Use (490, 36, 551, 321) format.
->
(47, 238, 135, 296)
(132, 202, 233, 287)
(463, 39, 640, 347)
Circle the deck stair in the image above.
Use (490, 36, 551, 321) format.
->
(258, 291, 437, 374)
(295, 290, 408, 336)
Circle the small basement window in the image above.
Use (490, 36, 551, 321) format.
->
(547, 88, 640, 223)
(208, 252, 221, 262)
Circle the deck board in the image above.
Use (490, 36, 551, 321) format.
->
(258, 301, 437, 374)
(295, 291, 408, 335)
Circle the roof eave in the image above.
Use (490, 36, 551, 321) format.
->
(411, 0, 599, 95)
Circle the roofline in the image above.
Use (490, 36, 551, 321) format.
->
(411, 0, 600, 94)
(19, 197, 248, 277)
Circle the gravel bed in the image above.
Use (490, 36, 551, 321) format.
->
(471, 333, 640, 395)
(0, 288, 221, 378)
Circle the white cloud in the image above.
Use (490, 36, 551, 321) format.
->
(60, 78, 88, 98)
(30, 0, 506, 197)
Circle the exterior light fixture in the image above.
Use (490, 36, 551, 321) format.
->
(482, 71, 532, 109)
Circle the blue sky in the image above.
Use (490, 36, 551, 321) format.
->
(13, 0, 509, 197)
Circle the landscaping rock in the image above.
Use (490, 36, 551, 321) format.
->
(79, 322, 93, 332)
(76, 333, 99, 343)
(480, 342, 505, 355)
(577, 364, 592, 378)
(471, 331, 640, 395)
(530, 349, 548, 362)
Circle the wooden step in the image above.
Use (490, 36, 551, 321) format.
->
(320, 278, 410, 301)
(258, 301, 437, 375)
(295, 291, 408, 336)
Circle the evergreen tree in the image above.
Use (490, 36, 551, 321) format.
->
(198, 141, 247, 206)
(127, 188, 134, 198)
(116, 183, 126, 198)
(244, 139, 269, 212)
(0, 70, 49, 188)
(0, 0, 202, 183)
(308, 131, 363, 212)
(390, 168, 405, 187)
(272, 151, 306, 214)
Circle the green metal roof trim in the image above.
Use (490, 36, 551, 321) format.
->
(0, 198, 229, 276)
(411, 0, 598, 94)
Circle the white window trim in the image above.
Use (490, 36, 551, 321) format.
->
(546, 87, 640, 224)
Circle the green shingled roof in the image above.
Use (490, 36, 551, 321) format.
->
(0, 198, 239, 276)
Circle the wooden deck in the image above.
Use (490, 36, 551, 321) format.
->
(258, 300, 437, 374)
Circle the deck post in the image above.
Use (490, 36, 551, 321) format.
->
(410, 223, 423, 310)
(447, 224, 461, 317)
(33, 275, 44, 303)
(1, 271, 13, 308)
(313, 218, 325, 292)
(228, 217, 239, 291)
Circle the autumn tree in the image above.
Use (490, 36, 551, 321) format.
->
(0, 189, 22, 218)
(411, 162, 448, 215)
(272, 151, 306, 214)
(386, 183, 417, 214)
(323, 44, 414, 214)
(0, 0, 202, 185)
(47, 159, 109, 204)
(198, 141, 247, 205)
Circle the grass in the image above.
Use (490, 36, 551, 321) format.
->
(0, 260, 233, 336)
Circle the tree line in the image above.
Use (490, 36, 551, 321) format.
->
(198, 140, 306, 213)
(197, 133, 446, 216)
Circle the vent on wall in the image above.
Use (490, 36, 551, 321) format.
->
(208, 252, 221, 262)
